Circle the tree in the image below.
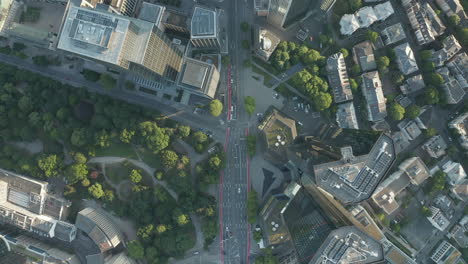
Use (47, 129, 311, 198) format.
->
(156, 224, 168, 233)
(176, 125, 190, 138)
(247, 190, 258, 224)
(32, 56, 49, 66)
(424, 86, 440, 104)
(127, 240, 145, 259)
(66, 163, 88, 184)
(104, 190, 115, 202)
(255, 249, 279, 264)
(221, 55, 230, 66)
(125, 81, 135, 90)
(154, 185, 168, 202)
(240, 21, 249, 32)
(302, 49, 323, 65)
(38, 155, 60, 178)
(366, 30, 379, 43)
(457, 27, 468, 46)
(247, 135, 256, 156)
(72, 152, 87, 164)
(94, 130, 110, 148)
(82, 69, 100, 82)
(88, 183, 104, 199)
(18, 96, 33, 113)
(81, 178, 90, 187)
(209, 156, 222, 171)
(449, 14, 461, 26)
(130, 169, 142, 183)
(244, 96, 256, 115)
(419, 50, 433, 61)
(391, 72, 404, 85)
(313, 92, 332, 111)
(421, 206, 432, 217)
(349, 0, 363, 11)
(388, 102, 405, 121)
(209, 99, 223, 117)
(430, 170, 446, 193)
(193, 131, 208, 143)
(241, 40, 250, 49)
(99, 74, 116, 90)
(424, 128, 437, 138)
(350, 64, 361, 76)
(138, 121, 170, 153)
(350, 78, 359, 92)
(405, 105, 421, 119)
(137, 224, 154, 239)
(160, 150, 179, 168)
(428, 73, 444, 87)
(340, 48, 349, 58)
(173, 209, 190, 226)
(120, 128, 135, 143)
(70, 128, 89, 147)
(377, 56, 390, 71)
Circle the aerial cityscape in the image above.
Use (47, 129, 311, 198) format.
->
(0, 0, 466, 263)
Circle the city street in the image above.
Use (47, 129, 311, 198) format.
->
(218, 0, 256, 263)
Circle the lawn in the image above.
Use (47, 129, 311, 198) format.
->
(94, 142, 138, 159)
(135, 147, 162, 170)
(105, 161, 153, 186)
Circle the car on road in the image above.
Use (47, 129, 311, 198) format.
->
(238, 188, 241, 194)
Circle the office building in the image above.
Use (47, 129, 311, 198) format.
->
(80, 0, 141, 17)
(431, 240, 462, 264)
(58, 3, 184, 90)
(309, 226, 384, 263)
(0, 169, 76, 241)
(314, 134, 396, 204)
(267, 0, 332, 29)
(422, 135, 448, 158)
(178, 57, 220, 99)
(381, 23, 406, 45)
(190, 6, 220, 48)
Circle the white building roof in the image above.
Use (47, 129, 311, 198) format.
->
(191, 6, 218, 38)
(340, 14, 360, 35)
(394, 42, 419, 75)
(356, 6, 378, 28)
(374, 1, 394, 20)
(442, 160, 467, 186)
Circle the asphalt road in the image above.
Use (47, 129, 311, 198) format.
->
(218, 0, 255, 263)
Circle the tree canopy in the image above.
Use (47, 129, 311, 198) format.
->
(366, 30, 379, 43)
(160, 150, 179, 169)
(244, 96, 256, 115)
(388, 102, 405, 121)
(88, 183, 105, 199)
(405, 105, 421, 119)
(208, 100, 223, 117)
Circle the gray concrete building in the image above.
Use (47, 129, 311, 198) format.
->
(314, 134, 396, 204)
(58, 3, 184, 90)
(394, 42, 419, 75)
(178, 57, 220, 99)
(361, 71, 386, 122)
(326, 52, 353, 103)
(190, 6, 220, 48)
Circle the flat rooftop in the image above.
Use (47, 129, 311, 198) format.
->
(310, 226, 384, 264)
(138, 2, 164, 25)
(314, 134, 396, 203)
(58, 5, 153, 66)
(181, 58, 210, 89)
(191, 6, 217, 38)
